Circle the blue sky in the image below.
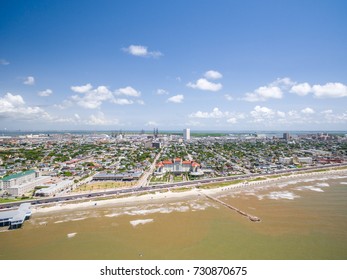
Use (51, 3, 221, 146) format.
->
(1, 0, 347, 131)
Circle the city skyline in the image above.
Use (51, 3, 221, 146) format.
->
(1, 0, 347, 131)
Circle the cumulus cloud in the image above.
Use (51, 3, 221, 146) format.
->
(204, 70, 223, 80)
(122, 45, 163, 58)
(244, 86, 283, 102)
(69, 84, 141, 109)
(250, 106, 275, 122)
(112, 98, 134, 105)
(156, 88, 169, 95)
(0, 92, 48, 120)
(290, 82, 312, 96)
(38, 89, 53, 97)
(270, 77, 295, 88)
(24, 76, 35, 85)
(321, 109, 333, 114)
(145, 121, 159, 127)
(227, 117, 237, 124)
(189, 107, 228, 119)
(187, 78, 222, 92)
(277, 111, 286, 118)
(301, 107, 315, 114)
(116, 86, 141, 97)
(71, 83, 93, 93)
(312, 82, 347, 98)
(167, 94, 184, 103)
(86, 112, 118, 125)
(290, 81, 347, 98)
(71, 84, 113, 109)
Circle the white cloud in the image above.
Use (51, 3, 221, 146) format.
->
(0, 92, 48, 119)
(227, 117, 237, 124)
(250, 106, 275, 122)
(290, 83, 312, 96)
(86, 112, 118, 126)
(312, 82, 347, 98)
(71, 83, 93, 93)
(190, 107, 228, 119)
(301, 107, 315, 114)
(71, 84, 113, 109)
(24, 76, 35, 85)
(185, 120, 203, 127)
(123, 45, 163, 58)
(277, 111, 286, 118)
(137, 100, 145, 105)
(167, 94, 184, 103)
(187, 78, 222, 92)
(244, 86, 283, 102)
(156, 88, 169, 95)
(0, 59, 9, 65)
(224, 94, 233, 101)
(116, 86, 141, 97)
(74, 113, 81, 120)
(289, 81, 347, 98)
(145, 121, 159, 127)
(38, 89, 53, 97)
(270, 77, 295, 88)
(70, 84, 141, 109)
(54, 100, 73, 110)
(112, 98, 134, 105)
(321, 109, 333, 114)
(204, 70, 223, 80)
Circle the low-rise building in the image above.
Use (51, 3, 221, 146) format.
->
(279, 157, 293, 165)
(35, 180, 73, 197)
(0, 170, 40, 189)
(93, 171, 143, 181)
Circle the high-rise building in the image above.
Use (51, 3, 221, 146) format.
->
(283, 132, 290, 141)
(183, 128, 190, 141)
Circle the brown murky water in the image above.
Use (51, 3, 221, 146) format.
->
(1, 174, 347, 260)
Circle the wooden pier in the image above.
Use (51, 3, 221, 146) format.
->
(203, 193, 261, 222)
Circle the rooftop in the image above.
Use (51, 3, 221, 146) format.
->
(1, 170, 36, 182)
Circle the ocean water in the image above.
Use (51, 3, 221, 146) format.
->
(1, 175, 347, 260)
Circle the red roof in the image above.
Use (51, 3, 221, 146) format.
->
(162, 160, 173, 165)
(174, 158, 181, 162)
(156, 162, 164, 167)
(182, 161, 191, 165)
(192, 162, 200, 167)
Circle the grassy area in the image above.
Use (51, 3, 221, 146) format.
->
(171, 187, 192, 193)
(150, 176, 167, 183)
(173, 175, 183, 182)
(73, 181, 136, 192)
(249, 177, 267, 182)
(0, 197, 32, 204)
(197, 179, 244, 189)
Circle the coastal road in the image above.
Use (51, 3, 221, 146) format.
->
(1, 163, 346, 209)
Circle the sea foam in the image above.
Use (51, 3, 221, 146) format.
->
(67, 232, 77, 238)
(130, 219, 154, 227)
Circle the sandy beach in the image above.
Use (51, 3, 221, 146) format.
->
(31, 167, 347, 215)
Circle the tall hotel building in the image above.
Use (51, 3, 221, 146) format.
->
(183, 128, 190, 141)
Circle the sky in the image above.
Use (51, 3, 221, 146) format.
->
(0, 0, 347, 131)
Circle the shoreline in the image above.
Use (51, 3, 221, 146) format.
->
(31, 168, 347, 215)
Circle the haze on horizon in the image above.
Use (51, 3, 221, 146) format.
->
(0, 0, 346, 131)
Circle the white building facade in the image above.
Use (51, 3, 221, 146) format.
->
(183, 128, 190, 141)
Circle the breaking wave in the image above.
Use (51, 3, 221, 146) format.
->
(130, 219, 154, 227)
